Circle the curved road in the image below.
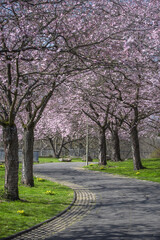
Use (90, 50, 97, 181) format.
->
(32, 162, 160, 240)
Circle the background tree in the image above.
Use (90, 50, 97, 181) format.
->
(35, 88, 86, 158)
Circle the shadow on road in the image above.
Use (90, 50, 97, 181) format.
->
(34, 162, 160, 240)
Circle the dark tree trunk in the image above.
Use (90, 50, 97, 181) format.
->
(3, 125, 19, 200)
(48, 137, 64, 158)
(98, 128, 107, 165)
(130, 125, 144, 170)
(111, 129, 121, 162)
(21, 125, 34, 187)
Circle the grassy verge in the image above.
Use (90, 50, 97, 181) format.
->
(84, 158, 160, 183)
(37, 157, 59, 163)
(0, 164, 74, 239)
(37, 157, 98, 164)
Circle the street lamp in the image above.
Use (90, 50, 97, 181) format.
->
(86, 121, 89, 166)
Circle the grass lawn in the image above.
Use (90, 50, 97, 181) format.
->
(0, 164, 74, 238)
(37, 157, 98, 164)
(84, 158, 160, 183)
(37, 157, 60, 163)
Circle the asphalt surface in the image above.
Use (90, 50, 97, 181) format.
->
(33, 162, 160, 240)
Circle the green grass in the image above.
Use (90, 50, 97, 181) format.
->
(0, 164, 74, 238)
(84, 158, 160, 183)
(37, 157, 98, 164)
(37, 157, 59, 163)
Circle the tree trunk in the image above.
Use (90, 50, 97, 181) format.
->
(98, 128, 107, 165)
(3, 125, 19, 200)
(21, 125, 34, 187)
(130, 125, 144, 170)
(48, 137, 64, 158)
(111, 129, 121, 162)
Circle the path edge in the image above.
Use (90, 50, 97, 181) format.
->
(1, 177, 77, 240)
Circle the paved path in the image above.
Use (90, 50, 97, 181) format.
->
(13, 180, 95, 240)
(32, 162, 160, 240)
(16, 162, 160, 240)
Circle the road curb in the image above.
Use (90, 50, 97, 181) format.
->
(1, 178, 76, 240)
(2, 175, 96, 240)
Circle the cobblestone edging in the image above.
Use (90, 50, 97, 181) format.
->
(3, 175, 96, 240)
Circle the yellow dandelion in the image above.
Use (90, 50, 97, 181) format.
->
(17, 210, 24, 214)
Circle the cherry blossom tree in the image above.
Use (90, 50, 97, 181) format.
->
(17, 0, 120, 187)
(1, 0, 159, 199)
(85, 0, 160, 168)
(0, 0, 61, 198)
(19, 81, 55, 187)
(35, 87, 86, 158)
(67, 71, 116, 165)
(106, 58, 159, 169)
(0, 0, 95, 198)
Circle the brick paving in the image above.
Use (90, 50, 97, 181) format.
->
(9, 178, 95, 240)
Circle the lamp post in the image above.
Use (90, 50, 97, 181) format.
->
(86, 121, 89, 166)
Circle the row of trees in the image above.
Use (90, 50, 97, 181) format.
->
(0, 0, 159, 200)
